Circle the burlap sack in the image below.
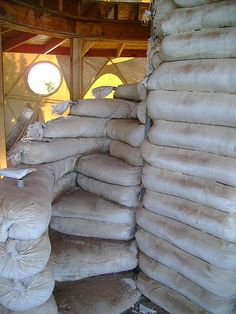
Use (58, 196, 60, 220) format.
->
(109, 140, 143, 166)
(77, 153, 141, 186)
(139, 253, 234, 314)
(160, 27, 236, 61)
(143, 164, 236, 213)
(137, 272, 205, 314)
(50, 231, 138, 281)
(162, 1, 236, 35)
(147, 90, 236, 127)
(143, 189, 236, 242)
(136, 229, 236, 298)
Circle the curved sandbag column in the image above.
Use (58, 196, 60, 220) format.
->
(137, 0, 236, 313)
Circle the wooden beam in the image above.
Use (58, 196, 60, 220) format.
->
(86, 48, 147, 57)
(58, 0, 63, 12)
(0, 29, 6, 168)
(82, 40, 94, 57)
(3, 33, 37, 51)
(117, 43, 125, 57)
(0, 1, 151, 40)
(42, 38, 67, 54)
(5, 44, 70, 55)
(75, 21, 150, 40)
(70, 38, 83, 100)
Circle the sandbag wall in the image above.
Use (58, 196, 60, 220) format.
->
(137, 1, 236, 313)
(49, 86, 146, 284)
(0, 165, 58, 313)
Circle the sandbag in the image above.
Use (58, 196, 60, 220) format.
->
(109, 140, 143, 167)
(77, 173, 140, 208)
(152, 0, 177, 36)
(136, 101, 146, 124)
(54, 273, 141, 314)
(136, 228, 236, 298)
(160, 27, 236, 61)
(137, 272, 205, 314)
(47, 156, 77, 182)
(0, 166, 53, 242)
(143, 190, 236, 243)
(114, 83, 147, 101)
(0, 265, 54, 311)
(151, 52, 162, 70)
(50, 217, 135, 240)
(52, 172, 77, 201)
(149, 120, 236, 158)
(143, 164, 236, 213)
(50, 231, 138, 282)
(0, 233, 51, 280)
(137, 207, 236, 270)
(174, 0, 221, 6)
(147, 90, 236, 127)
(162, 1, 236, 35)
(0, 295, 58, 314)
(107, 120, 145, 147)
(139, 253, 234, 314)
(77, 153, 141, 186)
(71, 98, 137, 119)
(148, 59, 236, 93)
(52, 189, 135, 224)
(43, 116, 107, 138)
(10, 137, 110, 165)
(142, 140, 236, 186)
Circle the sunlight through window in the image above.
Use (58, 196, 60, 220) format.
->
(27, 62, 62, 96)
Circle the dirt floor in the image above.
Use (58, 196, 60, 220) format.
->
(123, 295, 168, 314)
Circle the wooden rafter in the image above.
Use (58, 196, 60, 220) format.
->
(41, 38, 67, 54)
(3, 33, 37, 51)
(0, 0, 150, 40)
(117, 43, 125, 57)
(82, 40, 94, 57)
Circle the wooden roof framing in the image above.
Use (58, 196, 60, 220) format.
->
(0, 0, 151, 57)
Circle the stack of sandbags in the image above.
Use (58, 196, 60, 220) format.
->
(0, 167, 57, 313)
(50, 91, 145, 307)
(137, 1, 236, 313)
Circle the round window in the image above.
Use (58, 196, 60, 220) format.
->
(27, 62, 62, 96)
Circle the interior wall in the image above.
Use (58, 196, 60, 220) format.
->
(3, 53, 147, 139)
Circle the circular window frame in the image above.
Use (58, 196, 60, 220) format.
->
(26, 61, 63, 97)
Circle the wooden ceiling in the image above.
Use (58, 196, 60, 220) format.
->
(0, 0, 151, 57)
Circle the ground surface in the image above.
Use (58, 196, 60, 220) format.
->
(123, 295, 168, 314)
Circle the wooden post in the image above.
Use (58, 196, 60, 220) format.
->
(0, 30, 6, 168)
(70, 38, 83, 100)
